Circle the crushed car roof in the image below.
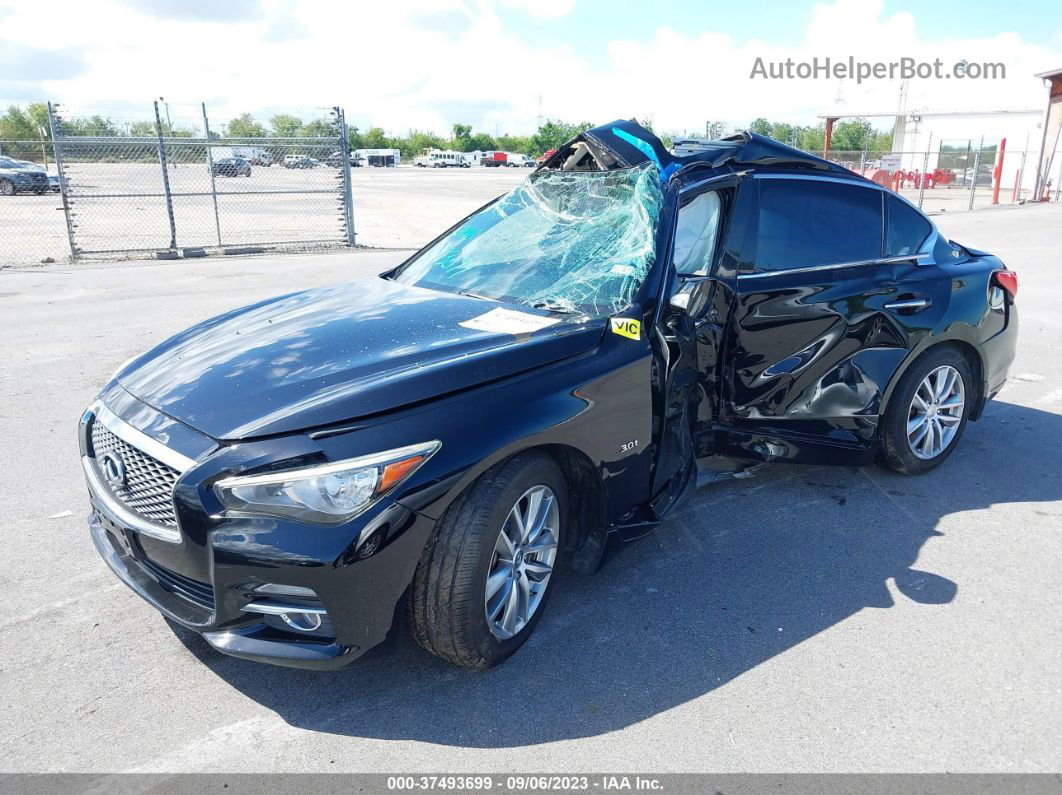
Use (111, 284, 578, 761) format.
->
(544, 119, 856, 181)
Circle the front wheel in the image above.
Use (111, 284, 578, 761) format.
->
(407, 452, 566, 669)
(0, 180, 15, 196)
(878, 347, 972, 475)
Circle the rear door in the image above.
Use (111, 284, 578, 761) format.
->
(718, 175, 947, 463)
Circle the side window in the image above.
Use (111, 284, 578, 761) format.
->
(754, 179, 883, 272)
(673, 190, 722, 275)
(885, 195, 932, 257)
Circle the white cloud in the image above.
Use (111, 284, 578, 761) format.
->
(499, 0, 576, 19)
(1, 0, 1059, 136)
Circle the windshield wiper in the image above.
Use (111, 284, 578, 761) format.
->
(456, 289, 497, 302)
(532, 301, 579, 315)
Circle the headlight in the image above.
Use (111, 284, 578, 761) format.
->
(213, 441, 440, 524)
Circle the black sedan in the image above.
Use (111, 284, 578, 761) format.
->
(80, 121, 1017, 671)
(211, 157, 251, 177)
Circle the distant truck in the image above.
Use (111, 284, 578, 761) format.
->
(481, 151, 507, 167)
(536, 148, 557, 165)
(232, 146, 272, 167)
(506, 153, 534, 168)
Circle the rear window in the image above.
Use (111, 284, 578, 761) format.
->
(753, 179, 883, 272)
(885, 195, 932, 257)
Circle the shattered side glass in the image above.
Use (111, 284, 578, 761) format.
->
(392, 162, 663, 318)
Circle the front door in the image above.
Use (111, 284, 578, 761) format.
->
(650, 179, 737, 497)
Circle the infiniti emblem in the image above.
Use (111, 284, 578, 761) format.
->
(100, 451, 127, 491)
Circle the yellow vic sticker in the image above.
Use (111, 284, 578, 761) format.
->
(610, 317, 641, 340)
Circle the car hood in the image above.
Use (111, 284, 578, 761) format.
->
(116, 277, 604, 440)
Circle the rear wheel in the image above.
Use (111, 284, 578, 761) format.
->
(0, 179, 15, 196)
(878, 347, 972, 475)
(407, 452, 566, 669)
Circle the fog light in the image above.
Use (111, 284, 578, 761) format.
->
(280, 611, 323, 632)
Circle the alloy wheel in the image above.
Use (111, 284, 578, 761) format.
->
(907, 365, 965, 460)
(484, 485, 560, 640)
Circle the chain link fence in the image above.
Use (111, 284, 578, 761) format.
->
(824, 146, 1061, 215)
(1, 102, 355, 266)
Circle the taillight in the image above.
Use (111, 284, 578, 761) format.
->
(993, 270, 1018, 299)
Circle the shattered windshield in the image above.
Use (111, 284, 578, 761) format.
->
(391, 162, 662, 318)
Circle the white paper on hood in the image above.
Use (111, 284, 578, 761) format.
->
(459, 307, 561, 335)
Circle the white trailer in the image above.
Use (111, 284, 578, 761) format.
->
(354, 148, 401, 167)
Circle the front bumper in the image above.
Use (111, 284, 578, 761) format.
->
(86, 456, 437, 671)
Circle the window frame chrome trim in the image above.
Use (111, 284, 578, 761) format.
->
(737, 253, 931, 280)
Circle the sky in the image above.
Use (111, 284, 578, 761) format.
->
(1, 0, 1060, 135)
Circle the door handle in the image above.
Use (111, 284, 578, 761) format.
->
(884, 297, 931, 311)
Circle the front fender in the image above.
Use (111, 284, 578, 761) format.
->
(383, 334, 655, 528)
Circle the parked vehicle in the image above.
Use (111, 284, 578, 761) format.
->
(225, 147, 271, 166)
(354, 148, 402, 167)
(211, 157, 252, 177)
(283, 154, 317, 169)
(0, 156, 50, 195)
(81, 121, 1018, 672)
(536, 148, 556, 165)
(48, 174, 60, 192)
(506, 153, 533, 168)
(414, 149, 469, 168)
(482, 151, 507, 167)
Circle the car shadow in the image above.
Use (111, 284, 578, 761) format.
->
(168, 399, 1061, 747)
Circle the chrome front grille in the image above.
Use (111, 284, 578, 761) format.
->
(90, 419, 180, 528)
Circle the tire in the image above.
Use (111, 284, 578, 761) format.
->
(877, 346, 973, 475)
(407, 451, 567, 669)
(0, 180, 15, 196)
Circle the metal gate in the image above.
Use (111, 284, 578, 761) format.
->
(47, 102, 354, 259)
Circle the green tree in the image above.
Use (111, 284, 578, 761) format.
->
(451, 123, 472, 150)
(531, 119, 593, 156)
(797, 125, 826, 153)
(0, 104, 43, 140)
(495, 133, 531, 154)
(362, 126, 390, 149)
(348, 125, 364, 150)
(224, 113, 266, 138)
(300, 119, 335, 138)
(467, 131, 495, 152)
(829, 119, 873, 152)
(748, 117, 772, 136)
(129, 121, 157, 137)
(269, 113, 303, 137)
(68, 115, 121, 136)
(399, 129, 446, 159)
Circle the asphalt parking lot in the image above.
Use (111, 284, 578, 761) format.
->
(0, 202, 1059, 773)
